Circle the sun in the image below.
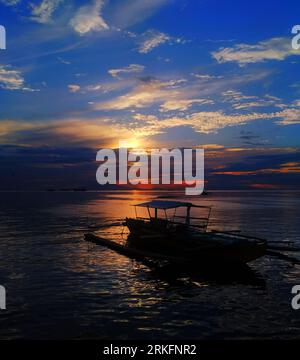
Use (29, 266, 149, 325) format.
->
(119, 138, 142, 149)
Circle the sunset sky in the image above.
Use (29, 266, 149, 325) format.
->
(0, 0, 300, 190)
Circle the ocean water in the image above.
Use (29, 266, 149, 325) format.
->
(0, 190, 299, 340)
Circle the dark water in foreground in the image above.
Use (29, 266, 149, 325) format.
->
(0, 190, 299, 340)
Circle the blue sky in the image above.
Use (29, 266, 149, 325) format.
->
(0, 0, 300, 189)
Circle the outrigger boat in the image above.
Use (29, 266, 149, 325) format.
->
(85, 200, 267, 265)
(125, 200, 266, 264)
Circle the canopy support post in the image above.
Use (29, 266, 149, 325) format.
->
(147, 206, 151, 219)
(186, 206, 191, 225)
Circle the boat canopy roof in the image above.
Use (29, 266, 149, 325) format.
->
(133, 200, 210, 210)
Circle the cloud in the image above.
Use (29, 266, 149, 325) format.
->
(233, 101, 276, 110)
(108, 64, 145, 78)
(30, 0, 64, 24)
(0, 66, 23, 90)
(192, 73, 224, 80)
(86, 84, 103, 92)
(265, 94, 281, 101)
(276, 108, 300, 125)
(0, 120, 36, 137)
(92, 69, 273, 114)
(1, 107, 299, 149)
(0, 118, 140, 148)
(132, 111, 279, 135)
(93, 78, 177, 110)
(222, 90, 285, 110)
(293, 100, 300, 107)
(49, 119, 133, 146)
(212, 37, 300, 65)
(57, 57, 71, 65)
(0, 65, 36, 91)
(222, 90, 257, 102)
(137, 30, 186, 54)
(203, 147, 300, 191)
(250, 184, 282, 189)
(110, 0, 170, 29)
(93, 70, 270, 112)
(201, 144, 225, 150)
(70, 0, 109, 35)
(85, 77, 136, 94)
(138, 30, 171, 53)
(160, 99, 214, 112)
(68, 84, 80, 93)
(0, 0, 21, 6)
(213, 161, 300, 176)
(131, 106, 300, 136)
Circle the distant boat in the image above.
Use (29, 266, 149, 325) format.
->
(85, 200, 267, 265)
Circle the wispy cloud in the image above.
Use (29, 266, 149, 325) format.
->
(127, 105, 300, 136)
(68, 84, 80, 93)
(85, 77, 136, 94)
(137, 29, 186, 54)
(0, 0, 22, 6)
(139, 30, 171, 53)
(233, 101, 277, 110)
(276, 108, 300, 125)
(213, 161, 300, 176)
(160, 99, 214, 112)
(108, 64, 145, 78)
(57, 57, 71, 65)
(192, 73, 224, 80)
(0, 118, 139, 147)
(93, 78, 190, 110)
(93, 71, 270, 111)
(0, 65, 36, 91)
(202, 144, 225, 150)
(0, 0, 21, 6)
(212, 37, 300, 65)
(70, 0, 109, 35)
(0, 120, 36, 137)
(222, 90, 285, 109)
(110, 0, 170, 29)
(30, 0, 64, 24)
(222, 90, 257, 102)
(1, 106, 299, 148)
(132, 111, 278, 135)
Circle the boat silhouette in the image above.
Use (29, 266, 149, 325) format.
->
(85, 200, 267, 266)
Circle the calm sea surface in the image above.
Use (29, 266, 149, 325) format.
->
(0, 190, 299, 340)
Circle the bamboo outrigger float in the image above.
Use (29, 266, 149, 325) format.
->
(85, 200, 267, 265)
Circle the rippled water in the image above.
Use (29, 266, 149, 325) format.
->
(0, 190, 299, 340)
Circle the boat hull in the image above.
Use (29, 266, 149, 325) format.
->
(125, 218, 267, 264)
